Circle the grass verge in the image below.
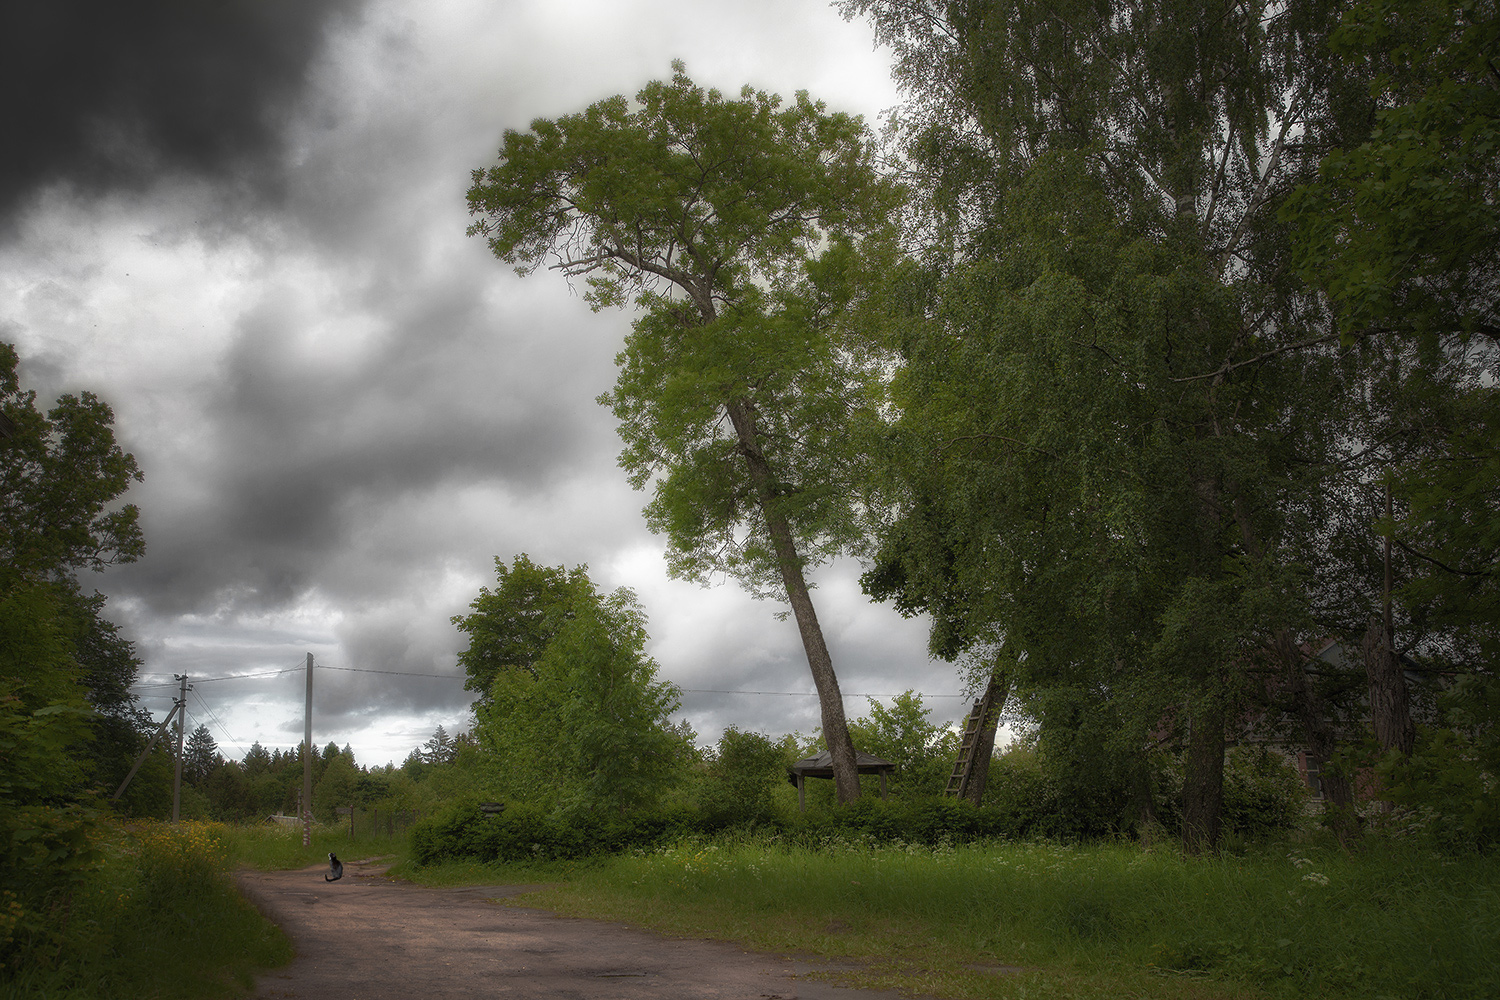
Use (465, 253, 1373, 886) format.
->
(2, 821, 292, 1000)
(410, 833, 1499, 1000)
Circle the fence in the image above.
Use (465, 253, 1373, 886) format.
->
(332, 806, 423, 838)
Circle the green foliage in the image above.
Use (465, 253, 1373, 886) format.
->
(1286, 0, 1499, 346)
(451, 554, 593, 703)
(1282, 0, 1500, 686)
(0, 343, 143, 586)
(409, 799, 699, 866)
(699, 727, 786, 824)
(604, 247, 893, 596)
(311, 747, 360, 824)
(471, 568, 687, 814)
(467, 60, 896, 311)
(1379, 672, 1500, 849)
(847, 691, 960, 797)
(182, 723, 219, 785)
(1154, 746, 1312, 841)
(977, 743, 1308, 843)
(2, 821, 291, 998)
(846, 0, 1381, 848)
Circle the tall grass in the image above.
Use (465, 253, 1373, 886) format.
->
(2, 821, 291, 1000)
(498, 833, 1499, 1000)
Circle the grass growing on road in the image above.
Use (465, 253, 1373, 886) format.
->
(222, 823, 407, 871)
(425, 833, 1498, 1000)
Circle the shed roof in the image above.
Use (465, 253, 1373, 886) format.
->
(786, 750, 894, 784)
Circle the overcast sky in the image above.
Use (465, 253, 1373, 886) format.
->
(3, 0, 990, 766)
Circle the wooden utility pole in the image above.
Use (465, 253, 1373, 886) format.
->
(171, 674, 191, 824)
(303, 652, 314, 848)
(113, 698, 183, 802)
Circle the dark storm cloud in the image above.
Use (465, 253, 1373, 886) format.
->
(114, 267, 621, 614)
(0, 0, 364, 221)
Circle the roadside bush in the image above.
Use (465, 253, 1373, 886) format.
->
(2, 820, 289, 998)
(698, 727, 785, 826)
(1219, 746, 1310, 837)
(981, 744, 1133, 839)
(409, 800, 701, 865)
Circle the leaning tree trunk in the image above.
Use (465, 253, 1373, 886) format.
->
(724, 396, 861, 802)
(959, 666, 1009, 806)
(1182, 695, 1227, 854)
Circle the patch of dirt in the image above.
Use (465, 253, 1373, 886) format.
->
(235, 858, 923, 999)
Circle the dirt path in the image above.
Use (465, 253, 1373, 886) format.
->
(235, 857, 917, 1000)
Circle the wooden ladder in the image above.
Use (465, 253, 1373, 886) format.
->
(944, 681, 1001, 799)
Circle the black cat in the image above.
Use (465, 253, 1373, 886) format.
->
(326, 852, 343, 881)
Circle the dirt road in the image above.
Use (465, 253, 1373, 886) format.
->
(235, 857, 917, 1000)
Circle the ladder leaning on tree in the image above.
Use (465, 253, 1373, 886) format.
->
(944, 668, 1009, 804)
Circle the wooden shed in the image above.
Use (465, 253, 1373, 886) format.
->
(786, 750, 895, 811)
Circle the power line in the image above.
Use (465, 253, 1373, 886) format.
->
(136, 662, 965, 700)
(680, 688, 967, 699)
(135, 666, 301, 689)
(317, 665, 464, 679)
(190, 687, 248, 753)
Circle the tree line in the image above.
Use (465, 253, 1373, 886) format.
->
(464, 0, 1498, 851)
(3, 0, 1494, 862)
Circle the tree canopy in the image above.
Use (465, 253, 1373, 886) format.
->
(1, 343, 143, 587)
(468, 63, 900, 801)
(452, 554, 594, 704)
(469, 570, 687, 813)
(843, 0, 1383, 849)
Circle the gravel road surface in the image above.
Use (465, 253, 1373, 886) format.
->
(235, 857, 918, 1000)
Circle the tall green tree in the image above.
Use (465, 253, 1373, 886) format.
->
(844, 0, 1375, 849)
(183, 723, 220, 785)
(467, 63, 900, 801)
(472, 575, 686, 813)
(1285, 0, 1499, 794)
(421, 725, 455, 765)
(452, 554, 593, 705)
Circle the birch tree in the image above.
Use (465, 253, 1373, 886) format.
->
(844, 0, 1376, 848)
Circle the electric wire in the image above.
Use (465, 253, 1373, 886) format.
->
(190, 687, 248, 754)
(138, 661, 968, 699)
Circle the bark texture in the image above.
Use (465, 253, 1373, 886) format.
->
(1361, 617, 1414, 757)
(725, 396, 860, 802)
(1182, 696, 1226, 854)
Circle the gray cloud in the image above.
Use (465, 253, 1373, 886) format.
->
(0, 0, 365, 224)
(12, 0, 951, 766)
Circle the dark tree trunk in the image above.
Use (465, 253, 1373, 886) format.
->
(1273, 631, 1358, 844)
(724, 396, 861, 802)
(1182, 697, 1226, 854)
(959, 667, 1008, 806)
(1361, 617, 1414, 757)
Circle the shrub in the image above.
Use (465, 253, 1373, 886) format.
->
(699, 728, 785, 826)
(409, 800, 701, 865)
(1377, 673, 1500, 851)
